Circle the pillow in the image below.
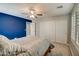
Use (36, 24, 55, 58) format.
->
(0, 35, 10, 50)
(11, 35, 38, 46)
(0, 35, 29, 56)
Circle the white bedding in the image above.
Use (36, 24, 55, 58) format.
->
(0, 35, 28, 56)
(24, 38, 50, 56)
(12, 36, 50, 56)
(0, 35, 50, 56)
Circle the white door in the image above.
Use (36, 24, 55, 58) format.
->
(39, 20, 56, 42)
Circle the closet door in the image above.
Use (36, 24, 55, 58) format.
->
(39, 20, 56, 42)
(56, 19, 67, 44)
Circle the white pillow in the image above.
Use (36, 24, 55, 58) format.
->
(11, 35, 38, 45)
(0, 35, 9, 41)
(0, 35, 10, 49)
(0, 35, 28, 56)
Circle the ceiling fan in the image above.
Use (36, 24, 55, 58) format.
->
(21, 6, 44, 19)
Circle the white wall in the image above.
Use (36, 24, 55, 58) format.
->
(36, 15, 69, 44)
(55, 16, 68, 43)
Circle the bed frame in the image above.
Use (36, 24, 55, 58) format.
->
(44, 44, 54, 56)
(44, 46, 51, 56)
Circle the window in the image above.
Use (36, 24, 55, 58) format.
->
(71, 3, 79, 45)
(76, 4, 79, 44)
(71, 9, 76, 41)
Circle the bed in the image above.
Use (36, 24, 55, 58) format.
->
(0, 35, 52, 56)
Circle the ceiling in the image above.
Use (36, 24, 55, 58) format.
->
(0, 3, 74, 19)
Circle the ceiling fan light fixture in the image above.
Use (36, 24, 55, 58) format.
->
(30, 10, 35, 14)
(30, 15, 35, 18)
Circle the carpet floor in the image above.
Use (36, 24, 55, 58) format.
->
(47, 42, 72, 56)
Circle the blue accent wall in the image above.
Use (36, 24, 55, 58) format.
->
(0, 13, 32, 39)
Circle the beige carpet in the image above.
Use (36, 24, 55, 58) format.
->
(47, 42, 72, 56)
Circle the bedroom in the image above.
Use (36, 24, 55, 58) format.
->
(0, 3, 79, 56)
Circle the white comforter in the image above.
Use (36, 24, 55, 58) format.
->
(0, 35, 50, 56)
(12, 36, 50, 56)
